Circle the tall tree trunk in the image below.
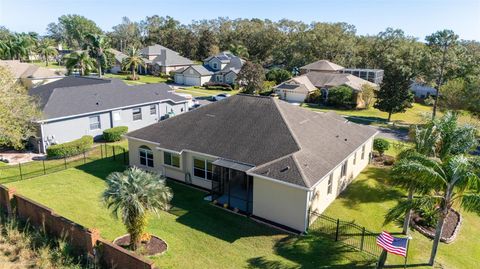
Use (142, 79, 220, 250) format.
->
(97, 58, 102, 77)
(387, 111, 392, 122)
(45, 53, 49, 67)
(402, 189, 414, 234)
(432, 45, 448, 120)
(432, 87, 440, 119)
(429, 209, 446, 265)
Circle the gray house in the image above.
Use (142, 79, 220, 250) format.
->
(174, 51, 244, 86)
(29, 76, 189, 153)
(125, 95, 377, 232)
(140, 44, 194, 74)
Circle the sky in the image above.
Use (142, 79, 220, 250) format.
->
(1, 0, 479, 41)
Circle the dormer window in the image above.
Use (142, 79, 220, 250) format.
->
(213, 62, 218, 69)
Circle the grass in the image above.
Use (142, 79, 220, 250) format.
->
(303, 103, 480, 127)
(6, 159, 375, 269)
(104, 73, 168, 85)
(323, 166, 480, 268)
(31, 61, 66, 70)
(175, 86, 240, 98)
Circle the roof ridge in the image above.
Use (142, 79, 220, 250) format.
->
(272, 99, 302, 151)
(291, 154, 311, 188)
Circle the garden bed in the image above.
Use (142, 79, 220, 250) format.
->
(113, 234, 167, 256)
(411, 208, 462, 243)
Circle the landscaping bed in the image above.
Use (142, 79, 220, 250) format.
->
(411, 209, 462, 244)
(114, 234, 168, 256)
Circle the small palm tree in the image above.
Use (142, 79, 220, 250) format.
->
(84, 33, 107, 77)
(102, 167, 173, 250)
(64, 51, 95, 76)
(37, 38, 58, 66)
(122, 46, 144, 80)
(385, 154, 480, 265)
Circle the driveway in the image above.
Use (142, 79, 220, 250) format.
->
(373, 126, 409, 141)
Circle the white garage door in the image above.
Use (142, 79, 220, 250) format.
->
(184, 76, 201, 86)
(174, 74, 184, 84)
(285, 92, 307, 103)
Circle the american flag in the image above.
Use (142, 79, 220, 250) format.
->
(376, 231, 408, 257)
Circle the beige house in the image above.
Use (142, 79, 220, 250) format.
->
(0, 60, 64, 89)
(125, 95, 377, 232)
(140, 44, 193, 74)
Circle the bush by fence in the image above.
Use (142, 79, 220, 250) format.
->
(0, 185, 156, 269)
(0, 143, 128, 184)
(46, 135, 94, 158)
(309, 212, 382, 257)
(103, 126, 128, 142)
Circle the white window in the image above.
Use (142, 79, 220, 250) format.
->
(139, 146, 154, 167)
(113, 111, 121, 121)
(89, 115, 101, 130)
(132, 107, 142, 121)
(193, 158, 213, 180)
(327, 173, 333, 194)
(150, 104, 156, 115)
(361, 145, 366, 160)
(340, 161, 347, 178)
(164, 151, 180, 168)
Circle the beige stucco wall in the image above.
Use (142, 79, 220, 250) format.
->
(308, 137, 374, 223)
(252, 177, 309, 232)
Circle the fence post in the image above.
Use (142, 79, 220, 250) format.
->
(18, 163, 23, 180)
(64, 156, 67, 169)
(112, 146, 116, 161)
(360, 227, 365, 251)
(42, 159, 46, 175)
(335, 219, 340, 241)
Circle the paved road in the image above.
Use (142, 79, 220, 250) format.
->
(373, 126, 409, 141)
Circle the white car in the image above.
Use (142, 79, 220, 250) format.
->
(212, 93, 231, 101)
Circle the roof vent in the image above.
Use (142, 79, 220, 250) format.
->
(344, 138, 348, 141)
(280, 166, 290, 172)
(206, 114, 216, 118)
(96, 102, 99, 106)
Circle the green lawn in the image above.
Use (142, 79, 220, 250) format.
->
(6, 159, 375, 269)
(323, 166, 480, 269)
(303, 103, 480, 127)
(104, 73, 168, 85)
(175, 87, 240, 98)
(31, 61, 66, 70)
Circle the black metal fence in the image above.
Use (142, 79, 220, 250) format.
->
(309, 212, 382, 257)
(0, 144, 128, 184)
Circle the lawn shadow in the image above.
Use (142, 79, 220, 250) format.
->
(74, 155, 127, 180)
(167, 180, 282, 243)
(339, 168, 403, 210)
(248, 231, 377, 269)
(345, 116, 387, 125)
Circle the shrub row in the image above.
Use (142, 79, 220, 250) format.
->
(46, 135, 94, 158)
(203, 82, 233, 91)
(103, 126, 128, 142)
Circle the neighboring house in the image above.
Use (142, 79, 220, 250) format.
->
(125, 94, 377, 232)
(410, 82, 437, 99)
(277, 60, 378, 107)
(108, 48, 151, 74)
(0, 60, 64, 89)
(341, 68, 384, 85)
(174, 51, 245, 86)
(29, 76, 189, 153)
(140, 44, 193, 74)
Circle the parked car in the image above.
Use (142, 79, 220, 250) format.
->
(190, 103, 202, 110)
(212, 93, 231, 101)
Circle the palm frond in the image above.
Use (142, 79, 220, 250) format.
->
(384, 196, 440, 225)
(460, 193, 480, 213)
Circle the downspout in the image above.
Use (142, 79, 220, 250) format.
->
(304, 190, 312, 233)
(40, 123, 46, 154)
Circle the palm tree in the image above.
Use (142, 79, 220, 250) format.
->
(36, 38, 58, 66)
(84, 33, 107, 77)
(385, 154, 480, 265)
(394, 111, 477, 234)
(122, 46, 144, 80)
(102, 167, 172, 250)
(64, 51, 96, 76)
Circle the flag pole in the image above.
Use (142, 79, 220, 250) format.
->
(377, 249, 388, 269)
(404, 236, 412, 269)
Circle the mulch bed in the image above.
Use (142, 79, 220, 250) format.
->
(113, 234, 168, 256)
(371, 153, 395, 167)
(411, 209, 462, 243)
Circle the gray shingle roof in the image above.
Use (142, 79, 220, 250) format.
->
(305, 72, 377, 91)
(127, 95, 377, 188)
(29, 77, 187, 120)
(176, 65, 213, 76)
(140, 44, 193, 67)
(300, 60, 345, 72)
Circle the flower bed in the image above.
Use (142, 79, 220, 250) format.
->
(113, 234, 168, 256)
(411, 208, 462, 244)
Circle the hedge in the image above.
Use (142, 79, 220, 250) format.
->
(46, 135, 94, 158)
(103, 126, 128, 142)
(203, 82, 232, 91)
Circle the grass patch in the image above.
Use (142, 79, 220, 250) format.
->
(31, 61, 66, 69)
(7, 159, 374, 268)
(175, 87, 240, 98)
(104, 73, 168, 85)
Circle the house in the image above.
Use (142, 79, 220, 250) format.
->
(0, 60, 64, 89)
(174, 51, 245, 86)
(125, 94, 377, 232)
(300, 60, 384, 84)
(276, 60, 378, 107)
(108, 49, 151, 74)
(410, 82, 437, 99)
(29, 76, 189, 153)
(140, 44, 193, 74)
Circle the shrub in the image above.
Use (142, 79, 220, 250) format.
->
(203, 82, 232, 91)
(126, 75, 140, 81)
(305, 89, 322, 103)
(103, 126, 128, 142)
(327, 86, 354, 107)
(46, 135, 93, 158)
(424, 95, 435, 106)
(373, 138, 390, 156)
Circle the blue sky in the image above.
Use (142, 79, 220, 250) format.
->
(1, 0, 479, 41)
